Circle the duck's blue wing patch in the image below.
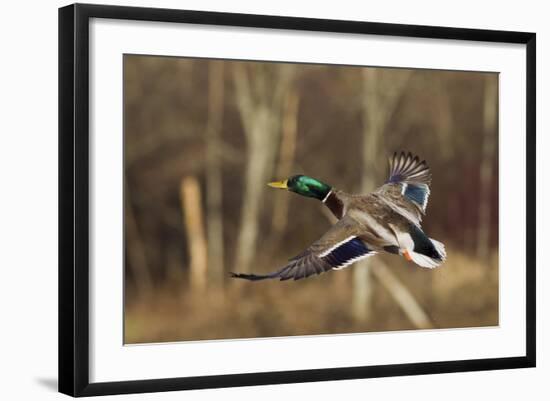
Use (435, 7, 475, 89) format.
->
(320, 237, 373, 270)
(404, 183, 430, 211)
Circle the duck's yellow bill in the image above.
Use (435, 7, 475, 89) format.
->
(268, 179, 288, 189)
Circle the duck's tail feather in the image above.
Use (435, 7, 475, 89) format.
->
(406, 224, 446, 269)
(408, 238, 446, 269)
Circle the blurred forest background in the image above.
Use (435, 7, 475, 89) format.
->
(124, 55, 499, 344)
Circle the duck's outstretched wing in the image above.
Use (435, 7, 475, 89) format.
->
(375, 151, 432, 225)
(230, 216, 376, 281)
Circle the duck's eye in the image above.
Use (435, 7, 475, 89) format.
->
(288, 175, 302, 187)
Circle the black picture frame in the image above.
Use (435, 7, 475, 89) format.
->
(58, 3, 536, 397)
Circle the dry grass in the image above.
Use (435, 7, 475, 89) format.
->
(124, 248, 498, 344)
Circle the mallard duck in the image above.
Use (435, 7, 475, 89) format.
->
(231, 152, 446, 281)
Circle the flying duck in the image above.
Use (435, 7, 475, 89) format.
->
(231, 152, 446, 281)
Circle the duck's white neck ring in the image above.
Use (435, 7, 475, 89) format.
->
(321, 189, 333, 203)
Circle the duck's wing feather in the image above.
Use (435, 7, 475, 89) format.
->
(374, 151, 432, 224)
(230, 215, 376, 281)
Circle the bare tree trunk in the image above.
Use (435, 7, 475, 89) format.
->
(353, 69, 381, 323)
(205, 61, 225, 286)
(271, 90, 299, 237)
(180, 176, 208, 292)
(371, 262, 433, 329)
(477, 74, 497, 262)
(125, 183, 154, 299)
(232, 64, 293, 273)
(353, 68, 412, 323)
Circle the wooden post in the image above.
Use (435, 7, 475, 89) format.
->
(180, 176, 208, 291)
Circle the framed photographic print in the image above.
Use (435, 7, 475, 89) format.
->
(58, 3, 536, 397)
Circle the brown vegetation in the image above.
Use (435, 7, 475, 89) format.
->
(125, 248, 498, 343)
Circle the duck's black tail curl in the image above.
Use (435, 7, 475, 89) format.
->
(407, 224, 447, 269)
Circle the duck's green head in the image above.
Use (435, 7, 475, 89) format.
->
(268, 175, 332, 201)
